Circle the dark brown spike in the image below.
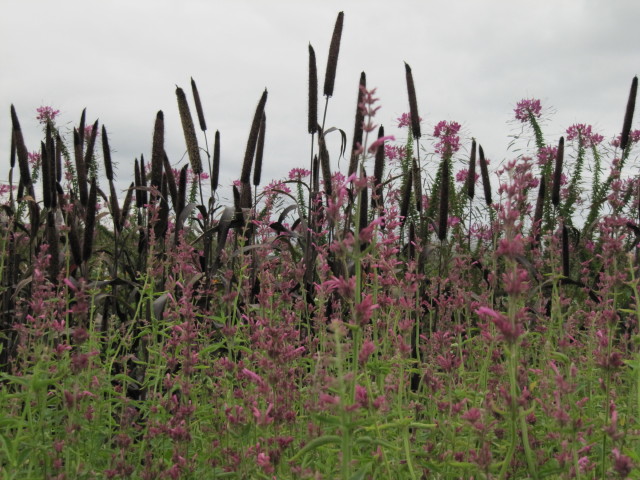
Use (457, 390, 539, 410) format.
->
(240, 181, 252, 210)
(552, 136, 564, 207)
(408, 221, 416, 260)
(45, 123, 56, 208)
(120, 182, 134, 230)
(323, 11, 344, 98)
(232, 184, 241, 212)
(317, 128, 332, 198)
(101, 125, 113, 181)
(83, 120, 99, 174)
(562, 223, 570, 277)
(532, 174, 545, 242)
(308, 44, 318, 134)
(140, 154, 148, 206)
(478, 145, 492, 207)
(109, 181, 121, 233)
(177, 165, 188, 217)
(10, 129, 16, 169)
(466, 138, 477, 199)
(348, 72, 366, 177)
(154, 174, 169, 240)
(400, 165, 413, 224)
(190, 77, 207, 132)
(212, 130, 220, 192)
(40, 141, 52, 209)
(312, 154, 320, 196)
(253, 113, 266, 187)
(412, 158, 423, 213)
(67, 217, 83, 268)
(73, 128, 88, 206)
(55, 133, 62, 183)
(46, 211, 59, 282)
(78, 108, 86, 149)
(620, 76, 638, 151)
(134, 158, 142, 208)
(10, 105, 33, 192)
(358, 166, 368, 235)
(404, 62, 421, 139)
(241, 89, 268, 183)
(162, 152, 178, 209)
(150, 111, 164, 191)
(83, 177, 97, 262)
(175, 86, 203, 174)
(372, 125, 386, 210)
(438, 157, 450, 242)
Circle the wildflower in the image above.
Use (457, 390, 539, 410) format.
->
(384, 144, 406, 161)
(368, 135, 395, 154)
(514, 98, 542, 122)
(358, 340, 376, 365)
(611, 129, 640, 148)
(566, 123, 604, 148)
(28, 151, 41, 168)
(433, 120, 461, 156)
(476, 306, 524, 344)
(36, 106, 60, 125)
(355, 294, 379, 326)
(611, 448, 633, 477)
(397, 112, 422, 129)
(288, 167, 311, 180)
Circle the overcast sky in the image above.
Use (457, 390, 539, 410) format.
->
(2, 0, 639, 205)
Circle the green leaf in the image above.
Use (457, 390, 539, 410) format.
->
(288, 435, 341, 462)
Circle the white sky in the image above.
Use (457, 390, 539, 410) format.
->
(2, 0, 639, 206)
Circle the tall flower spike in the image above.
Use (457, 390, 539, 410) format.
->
(372, 125, 385, 210)
(176, 86, 203, 175)
(620, 76, 638, 151)
(308, 44, 318, 134)
(348, 72, 366, 177)
(190, 77, 207, 132)
(212, 130, 220, 192)
(404, 62, 421, 139)
(438, 156, 450, 241)
(323, 12, 344, 98)
(253, 113, 266, 187)
(150, 111, 164, 191)
(552, 136, 564, 207)
(466, 138, 477, 199)
(479, 145, 492, 206)
(241, 89, 268, 183)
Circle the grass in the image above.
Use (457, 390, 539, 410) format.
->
(1, 11, 640, 479)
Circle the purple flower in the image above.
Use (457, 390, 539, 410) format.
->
(288, 168, 311, 180)
(611, 448, 633, 477)
(514, 98, 542, 122)
(397, 112, 421, 129)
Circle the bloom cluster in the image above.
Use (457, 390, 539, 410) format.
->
(514, 98, 541, 122)
(565, 123, 604, 148)
(36, 105, 60, 125)
(433, 120, 461, 156)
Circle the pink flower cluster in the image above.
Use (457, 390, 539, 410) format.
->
(288, 168, 311, 180)
(514, 98, 542, 123)
(433, 120, 461, 156)
(396, 112, 421, 129)
(565, 124, 604, 148)
(36, 106, 60, 125)
(611, 129, 640, 148)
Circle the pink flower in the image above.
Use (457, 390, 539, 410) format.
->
(355, 294, 379, 326)
(514, 98, 542, 122)
(384, 144, 406, 161)
(611, 448, 633, 477)
(566, 123, 604, 148)
(397, 112, 422, 129)
(358, 340, 376, 365)
(433, 120, 461, 156)
(368, 135, 396, 154)
(36, 106, 60, 125)
(288, 168, 311, 180)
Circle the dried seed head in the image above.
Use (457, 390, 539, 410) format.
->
(308, 44, 318, 134)
(478, 145, 492, 207)
(620, 76, 638, 151)
(190, 77, 207, 132)
(404, 62, 421, 139)
(73, 127, 88, 206)
(400, 166, 413, 224)
(150, 111, 164, 190)
(101, 125, 114, 181)
(466, 138, 476, 199)
(10, 105, 33, 190)
(83, 177, 97, 262)
(412, 158, 423, 213)
(348, 72, 366, 177)
(552, 136, 564, 207)
(241, 89, 268, 183)
(372, 125, 386, 210)
(323, 11, 344, 98)
(253, 113, 266, 187)
(83, 120, 99, 172)
(212, 130, 220, 192)
(176, 86, 203, 174)
(438, 157, 450, 241)
(317, 128, 332, 198)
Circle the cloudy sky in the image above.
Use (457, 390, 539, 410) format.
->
(1, 0, 638, 204)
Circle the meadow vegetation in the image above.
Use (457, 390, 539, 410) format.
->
(2, 11, 640, 479)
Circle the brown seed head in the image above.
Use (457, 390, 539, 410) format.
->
(323, 12, 344, 98)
